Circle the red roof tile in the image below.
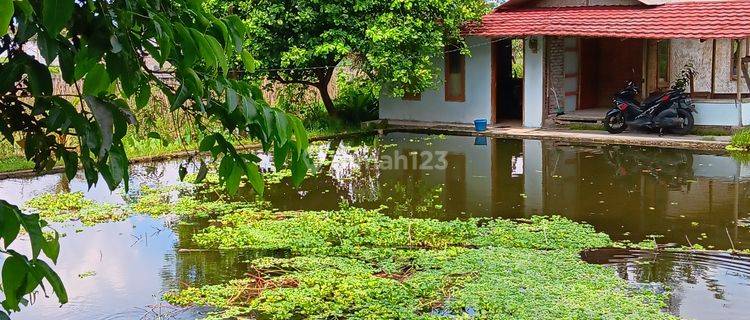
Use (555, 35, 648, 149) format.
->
(467, 1, 750, 39)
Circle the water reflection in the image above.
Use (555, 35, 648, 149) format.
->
(245, 133, 750, 251)
(3, 132, 750, 319)
(582, 249, 750, 319)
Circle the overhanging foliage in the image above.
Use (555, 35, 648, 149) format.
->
(0, 0, 312, 316)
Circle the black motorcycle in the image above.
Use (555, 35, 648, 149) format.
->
(603, 82, 695, 135)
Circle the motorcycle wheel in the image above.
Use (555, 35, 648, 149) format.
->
(604, 112, 627, 134)
(670, 109, 694, 135)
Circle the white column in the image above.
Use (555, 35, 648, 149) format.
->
(523, 36, 545, 128)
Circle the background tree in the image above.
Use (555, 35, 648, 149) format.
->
(0, 0, 311, 316)
(207, 0, 489, 116)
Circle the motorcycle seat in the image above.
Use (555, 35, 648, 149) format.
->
(642, 92, 665, 107)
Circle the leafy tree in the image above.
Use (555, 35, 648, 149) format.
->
(0, 0, 311, 316)
(207, 0, 489, 116)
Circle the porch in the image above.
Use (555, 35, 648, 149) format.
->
(555, 108, 608, 124)
(470, 1, 750, 128)
(553, 99, 750, 128)
(375, 119, 731, 151)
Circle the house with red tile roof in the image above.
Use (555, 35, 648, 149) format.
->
(379, 0, 750, 129)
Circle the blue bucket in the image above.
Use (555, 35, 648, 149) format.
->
(474, 119, 488, 132)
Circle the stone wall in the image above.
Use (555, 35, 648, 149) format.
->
(545, 36, 565, 122)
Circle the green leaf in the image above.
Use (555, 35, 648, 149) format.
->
(272, 109, 289, 146)
(41, 230, 60, 263)
(19, 213, 44, 258)
(147, 131, 164, 144)
(209, 17, 230, 50)
(80, 152, 98, 187)
(0, 201, 21, 248)
(189, 28, 217, 71)
(241, 50, 256, 73)
(57, 44, 75, 84)
(2, 254, 28, 310)
(42, 0, 74, 35)
(273, 141, 288, 170)
(85, 96, 114, 157)
(205, 34, 228, 75)
(178, 164, 187, 181)
(83, 64, 111, 96)
(61, 150, 78, 181)
(33, 260, 67, 304)
(182, 67, 204, 99)
(194, 161, 208, 183)
(289, 115, 308, 156)
(225, 15, 246, 52)
(225, 162, 242, 194)
(290, 151, 310, 187)
(37, 32, 58, 65)
(47, 98, 71, 132)
(108, 144, 128, 189)
(199, 134, 216, 152)
(242, 160, 264, 195)
(170, 85, 190, 111)
(13, 0, 34, 22)
(174, 24, 198, 67)
(25, 58, 53, 96)
(135, 85, 151, 109)
(240, 97, 258, 122)
(0, 59, 23, 92)
(0, 0, 14, 36)
(226, 87, 239, 113)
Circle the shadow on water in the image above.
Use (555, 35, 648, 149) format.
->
(3, 131, 750, 319)
(582, 248, 750, 320)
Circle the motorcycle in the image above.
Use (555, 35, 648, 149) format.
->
(603, 81, 696, 135)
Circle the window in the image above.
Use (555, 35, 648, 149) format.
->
(656, 40, 670, 88)
(731, 39, 741, 80)
(445, 47, 465, 101)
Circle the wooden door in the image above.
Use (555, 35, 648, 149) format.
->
(579, 38, 644, 109)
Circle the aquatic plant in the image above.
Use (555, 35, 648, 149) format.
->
(193, 207, 610, 253)
(24, 192, 128, 226)
(130, 185, 271, 220)
(168, 208, 673, 319)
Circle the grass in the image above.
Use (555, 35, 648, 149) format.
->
(567, 123, 605, 131)
(0, 155, 34, 173)
(727, 128, 750, 151)
(0, 119, 365, 175)
(691, 128, 732, 137)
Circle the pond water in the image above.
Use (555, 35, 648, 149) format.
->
(2, 131, 750, 319)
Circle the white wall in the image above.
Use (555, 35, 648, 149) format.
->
(524, 37, 545, 128)
(693, 100, 750, 126)
(379, 37, 493, 124)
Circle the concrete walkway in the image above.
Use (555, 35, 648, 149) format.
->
(382, 120, 732, 151)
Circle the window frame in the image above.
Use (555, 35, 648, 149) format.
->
(444, 47, 466, 102)
(656, 40, 671, 89)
